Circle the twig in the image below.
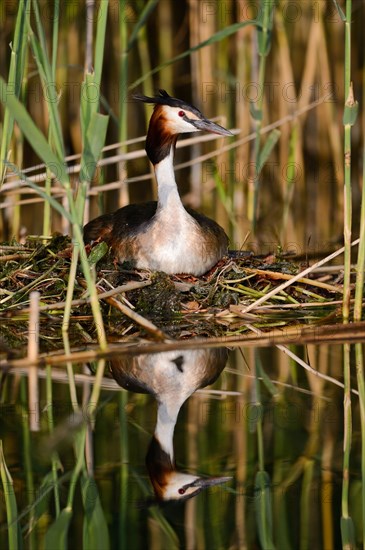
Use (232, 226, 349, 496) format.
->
(0, 254, 32, 262)
(16, 280, 152, 314)
(103, 295, 168, 341)
(240, 239, 359, 314)
(242, 267, 342, 293)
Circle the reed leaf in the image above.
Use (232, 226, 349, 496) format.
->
(44, 508, 72, 550)
(340, 516, 356, 549)
(257, 0, 274, 56)
(248, 0, 276, 230)
(254, 470, 275, 550)
(81, 474, 110, 550)
(87, 241, 109, 266)
(257, 129, 281, 174)
(80, 113, 109, 185)
(127, 0, 159, 51)
(5, 162, 72, 222)
(0, 441, 21, 550)
(28, 2, 65, 161)
(129, 19, 262, 89)
(33, 471, 55, 519)
(43, 0, 60, 237)
(332, 0, 346, 21)
(80, 72, 97, 141)
(0, 78, 69, 184)
(93, 0, 109, 91)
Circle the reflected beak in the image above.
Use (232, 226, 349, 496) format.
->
(191, 118, 233, 136)
(190, 476, 232, 489)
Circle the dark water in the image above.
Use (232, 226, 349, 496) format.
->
(0, 343, 363, 549)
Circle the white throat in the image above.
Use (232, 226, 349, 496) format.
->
(155, 400, 180, 462)
(154, 149, 183, 210)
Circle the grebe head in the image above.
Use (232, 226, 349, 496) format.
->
(146, 435, 232, 503)
(159, 472, 232, 502)
(134, 89, 232, 137)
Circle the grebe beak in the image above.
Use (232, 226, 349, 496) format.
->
(182, 477, 232, 496)
(191, 118, 233, 136)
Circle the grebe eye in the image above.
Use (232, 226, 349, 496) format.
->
(178, 488, 186, 495)
(178, 111, 185, 117)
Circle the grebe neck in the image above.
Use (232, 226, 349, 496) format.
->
(154, 400, 180, 463)
(154, 148, 182, 210)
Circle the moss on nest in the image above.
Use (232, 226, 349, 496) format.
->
(130, 272, 182, 319)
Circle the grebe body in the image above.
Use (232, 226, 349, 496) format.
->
(110, 349, 231, 502)
(84, 90, 231, 276)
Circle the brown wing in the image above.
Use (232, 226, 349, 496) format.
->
(83, 202, 158, 244)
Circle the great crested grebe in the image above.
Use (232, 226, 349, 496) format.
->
(110, 349, 231, 502)
(83, 90, 232, 276)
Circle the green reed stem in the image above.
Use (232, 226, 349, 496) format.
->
(341, 2, 357, 544)
(118, 0, 129, 207)
(67, 428, 87, 509)
(355, 343, 365, 550)
(20, 378, 35, 549)
(342, 343, 352, 519)
(119, 0, 128, 139)
(87, 359, 106, 418)
(0, 0, 29, 186)
(0, 441, 19, 550)
(255, 360, 265, 472)
(248, 0, 274, 231)
(300, 459, 315, 550)
(43, 0, 60, 237)
(119, 391, 129, 548)
(74, 223, 108, 348)
(254, 355, 274, 549)
(27, 1, 109, 346)
(65, 3, 108, 346)
(45, 364, 61, 517)
(353, 76, 365, 550)
(62, 244, 79, 334)
(62, 330, 80, 412)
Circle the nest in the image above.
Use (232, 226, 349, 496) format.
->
(0, 235, 346, 359)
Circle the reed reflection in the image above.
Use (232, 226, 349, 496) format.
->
(110, 348, 231, 503)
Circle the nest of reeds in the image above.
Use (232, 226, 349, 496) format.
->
(0, 234, 347, 357)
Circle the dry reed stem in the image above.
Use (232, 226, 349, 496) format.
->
(239, 239, 359, 314)
(9, 365, 247, 399)
(241, 267, 342, 293)
(246, 324, 356, 395)
(1, 129, 234, 193)
(0, 96, 326, 208)
(27, 290, 40, 431)
(244, 300, 345, 311)
(4, 320, 365, 370)
(16, 279, 152, 314)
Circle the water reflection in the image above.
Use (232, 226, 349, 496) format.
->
(110, 348, 231, 502)
(1, 343, 363, 548)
